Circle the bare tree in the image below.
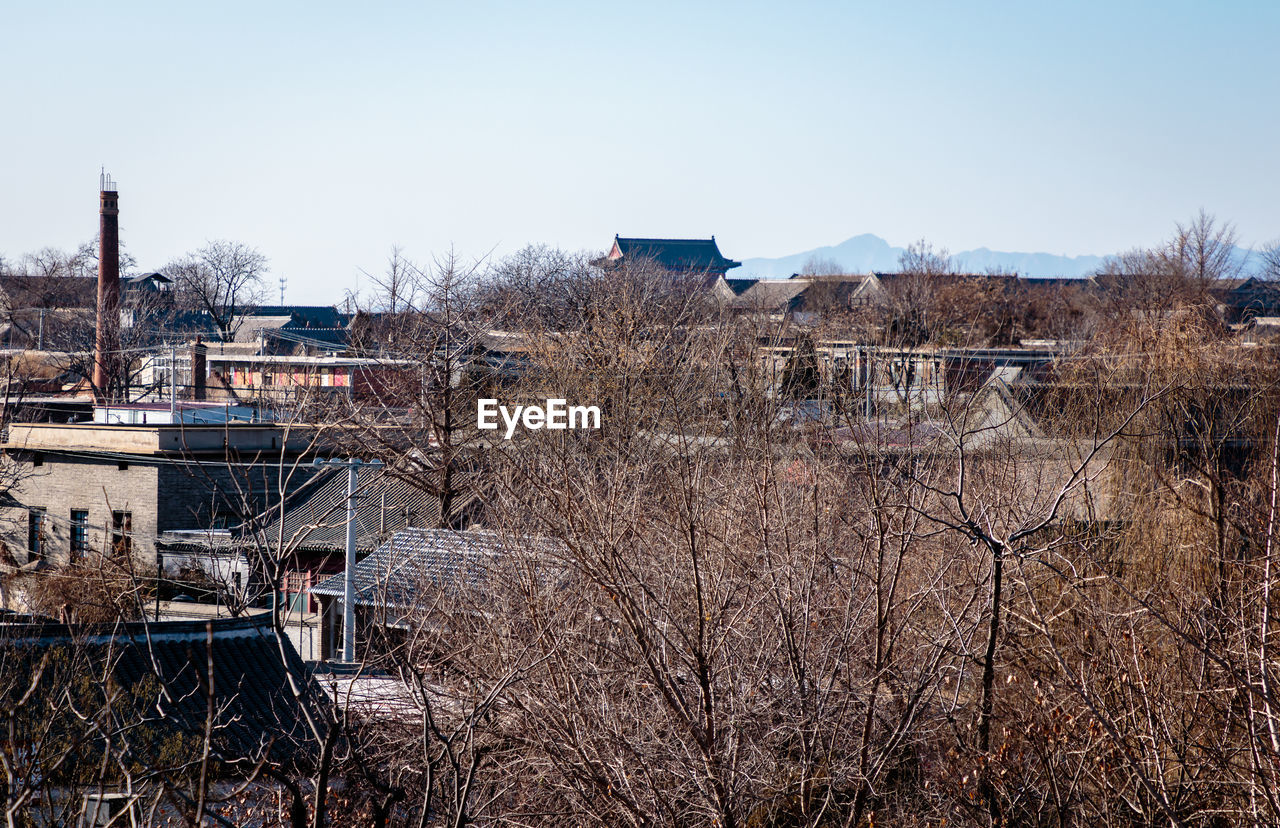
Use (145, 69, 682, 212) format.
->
(1166, 208, 1241, 284)
(1095, 210, 1242, 324)
(8, 224, 1272, 825)
(476, 244, 596, 331)
(165, 240, 269, 341)
(1259, 239, 1280, 281)
(878, 238, 953, 346)
(339, 249, 493, 530)
(799, 255, 844, 277)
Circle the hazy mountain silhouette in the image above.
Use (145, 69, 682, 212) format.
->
(739, 234, 1107, 278)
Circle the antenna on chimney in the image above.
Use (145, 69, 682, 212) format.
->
(99, 167, 116, 193)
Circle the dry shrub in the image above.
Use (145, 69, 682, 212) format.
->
(23, 549, 144, 622)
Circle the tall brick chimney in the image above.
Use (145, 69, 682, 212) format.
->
(192, 336, 207, 401)
(93, 170, 120, 398)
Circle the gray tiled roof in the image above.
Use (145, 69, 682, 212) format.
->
(311, 528, 561, 607)
(231, 315, 295, 343)
(0, 613, 325, 767)
(247, 305, 347, 328)
(255, 467, 449, 555)
(159, 467, 475, 558)
(735, 278, 814, 310)
(124, 272, 173, 291)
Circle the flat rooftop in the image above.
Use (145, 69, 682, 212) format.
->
(2, 422, 322, 456)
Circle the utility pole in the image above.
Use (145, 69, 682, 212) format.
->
(864, 346, 874, 420)
(312, 457, 383, 662)
(37, 309, 44, 351)
(169, 342, 177, 421)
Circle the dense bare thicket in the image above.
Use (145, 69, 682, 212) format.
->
(12, 211, 1280, 825)
(1006, 307, 1280, 825)
(327, 251, 1132, 825)
(310, 221, 1280, 827)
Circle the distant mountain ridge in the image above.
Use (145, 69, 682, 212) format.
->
(739, 234, 1107, 279)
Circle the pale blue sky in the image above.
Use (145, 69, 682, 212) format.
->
(3, 1, 1277, 301)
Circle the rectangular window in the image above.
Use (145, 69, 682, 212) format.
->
(111, 510, 132, 557)
(212, 500, 235, 530)
(70, 509, 89, 560)
(27, 507, 47, 561)
(283, 571, 312, 614)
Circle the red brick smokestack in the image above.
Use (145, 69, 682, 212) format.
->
(93, 171, 120, 398)
(192, 336, 207, 401)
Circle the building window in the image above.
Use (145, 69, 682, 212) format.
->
(211, 502, 242, 530)
(27, 507, 47, 561)
(283, 570, 315, 614)
(70, 509, 89, 560)
(111, 510, 132, 557)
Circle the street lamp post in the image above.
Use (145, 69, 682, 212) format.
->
(313, 457, 383, 662)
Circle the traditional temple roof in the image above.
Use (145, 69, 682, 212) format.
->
(606, 236, 741, 274)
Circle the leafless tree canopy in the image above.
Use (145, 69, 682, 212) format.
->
(164, 239, 269, 340)
(1260, 239, 1280, 281)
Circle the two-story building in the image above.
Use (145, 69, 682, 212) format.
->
(0, 421, 322, 575)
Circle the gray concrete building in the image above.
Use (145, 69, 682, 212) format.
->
(0, 422, 321, 569)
